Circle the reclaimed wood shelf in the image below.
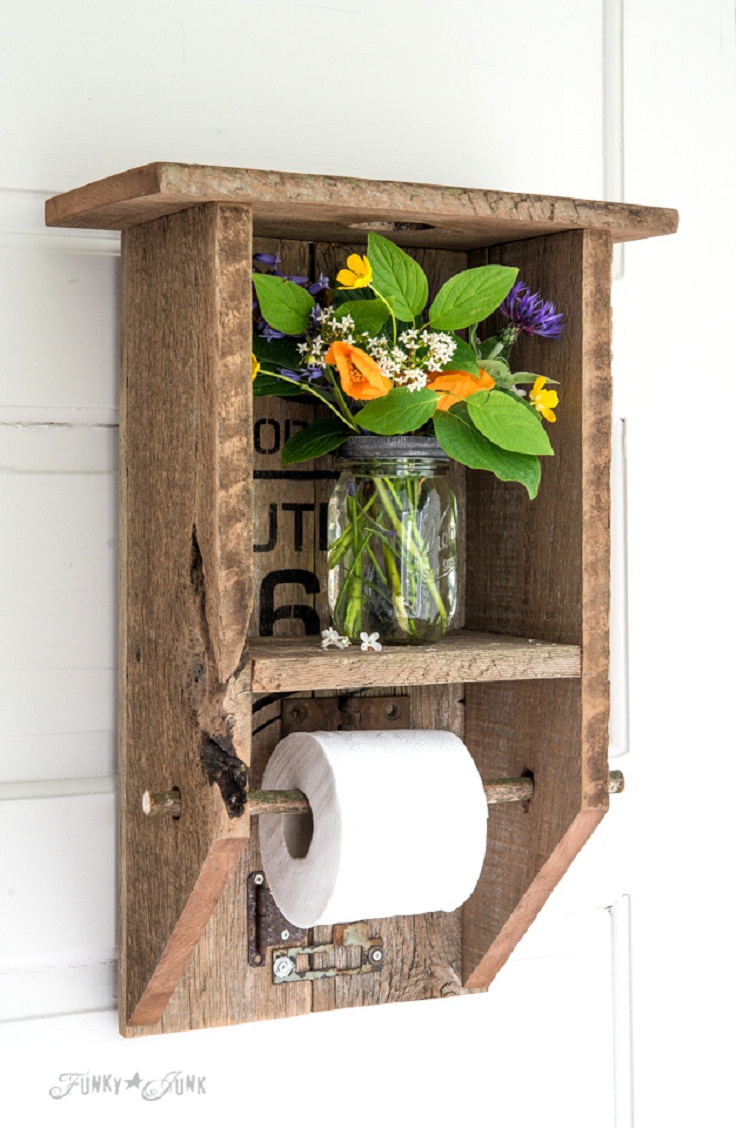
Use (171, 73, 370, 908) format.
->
(46, 162, 677, 1038)
(247, 631, 581, 692)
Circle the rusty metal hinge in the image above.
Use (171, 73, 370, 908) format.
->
(247, 871, 307, 967)
(281, 694, 409, 735)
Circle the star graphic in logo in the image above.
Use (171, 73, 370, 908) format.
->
(124, 1072, 142, 1089)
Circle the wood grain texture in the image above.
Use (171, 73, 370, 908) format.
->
(461, 229, 613, 988)
(246, 631, 581, 692)
(46, 161, 678, 247)
(249, 238, 322, 641)
(120, 204, 254, 1034)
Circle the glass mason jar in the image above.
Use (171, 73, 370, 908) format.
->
(327, 435, 457, 644)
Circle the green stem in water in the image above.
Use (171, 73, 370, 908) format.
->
(373, 476, 449, 631)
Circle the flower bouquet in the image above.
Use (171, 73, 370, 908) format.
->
(251, 235, 563, 644)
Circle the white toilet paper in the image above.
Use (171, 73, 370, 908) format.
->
(259, 729, 488, 928)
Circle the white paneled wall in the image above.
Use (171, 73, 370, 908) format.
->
(1, 1, 733, 1124)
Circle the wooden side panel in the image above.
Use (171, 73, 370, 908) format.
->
(120, 205, 254, 1034)
(462, 229, 613, 987)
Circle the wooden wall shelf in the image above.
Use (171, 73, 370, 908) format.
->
(46, 163, 676, 1038)
(246, 631, 581, 692)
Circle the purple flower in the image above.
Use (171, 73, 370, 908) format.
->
(253, 252, 281, 268)
(309, 274, 330, 295)
(286, 274, 310, 286)
(500, 282, 565, 339)
(259, 322, 286, 342)
(304, 365, 323, 382)
(279, 368, 302, 382)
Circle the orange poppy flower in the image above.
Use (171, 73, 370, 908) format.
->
(325, 341, 392, 401)
(427, 369, 496, 411)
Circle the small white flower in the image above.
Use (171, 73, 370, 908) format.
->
(321, 627, 341, 649)
(360, 631, 382, 652)
(335, 636, 351, 650)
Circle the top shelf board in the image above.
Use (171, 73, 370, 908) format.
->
(45, 162, 678, 250)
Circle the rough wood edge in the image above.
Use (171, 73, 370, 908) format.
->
(581, 229, 614, 809)
(119, 205, 253, 1034)
(45, 161, 678, 243)
(125, 838, 248, 1031)
(247, 633, 581, 692)
(460, 229, 613, 989)
(462, 809, 606, 989)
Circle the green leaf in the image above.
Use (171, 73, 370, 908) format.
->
(331, 297, 392, 336)
(439, 334, 479, 376)
(281, 417, 352, 465)
(467, 390, 553, 455)
(353, 388, 440, 435)
(478, 335, 502, 360)
(478, 358, 514, 386)
(429, 265, 518, 331)
(367, 232, 428, 320)
(252, 334, 303, 370)
(434, 404, 541, 498)
(511, 371, 559, 385)
(334, 286, 373, 304)
(253, 373, 306, 398)
(252, 274, 314, 335)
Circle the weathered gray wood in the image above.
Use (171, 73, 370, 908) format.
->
(462, 229, 613, 989)
(120, 204, 253, 1035)
(249, 237, 321, 641)
(46, 161, 678, 248)
(246, 630, 581, 692)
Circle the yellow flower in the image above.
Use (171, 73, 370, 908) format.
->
(529, 376, 558, 422)
(252, 353, 261, 382)
(336, 253, 372, 289)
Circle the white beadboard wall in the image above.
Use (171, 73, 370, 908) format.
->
(1, 1, 733, 1125)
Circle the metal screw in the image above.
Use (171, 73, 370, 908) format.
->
(281, 929, 290, 941)
(288, 703, 306, 722)
(254, 873, 264, 886)
(254, 954, 262, 964)
(385, 702, 400, 719)
(369, 946, 384, 964)
(273, 955, 295, 979)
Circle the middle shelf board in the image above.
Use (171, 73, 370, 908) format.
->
(247, 630, 581, 693)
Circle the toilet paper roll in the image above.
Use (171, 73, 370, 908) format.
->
(259, 729, 488, 928)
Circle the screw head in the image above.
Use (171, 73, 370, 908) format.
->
(281, 929, 290, 941)
(253, 873, 264, 886)
(273, 955, 296, 980)
(288, 703, 306, 721)
(385, 702, 400, 719)
(369, 945, 384, 964)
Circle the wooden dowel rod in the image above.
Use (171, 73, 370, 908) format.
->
(142, 788, 182, 818)
(143, 773, 624, 818)
(247, 771, 625, 816)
